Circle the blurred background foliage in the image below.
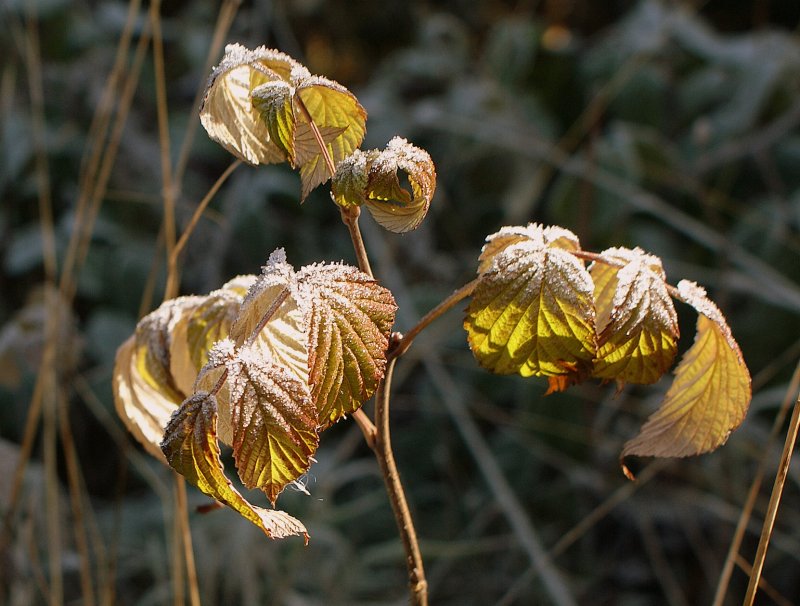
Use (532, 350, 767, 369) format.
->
(3, 0, 800, 604)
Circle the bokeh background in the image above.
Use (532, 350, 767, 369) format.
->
(3, 0, 800, 604)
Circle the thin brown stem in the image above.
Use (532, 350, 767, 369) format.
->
(372, 359, 428, 606)
(175, 477, 202, 606)
(743, 393, 800, 605)
(340, 206, 373, 276)
(390, 278, 479, 360)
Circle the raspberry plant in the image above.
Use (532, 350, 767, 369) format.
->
(113, 44, 752, 605)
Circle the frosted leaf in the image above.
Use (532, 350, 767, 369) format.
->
(295, 262, 397, 427)
(622, 281, 751, 463)
(114, 296, 202, 463)
(363, 137, 437, 233)
(200, 45, 300, 165)
(465, 227, 596, 384)
(590, 247, 679, 385)
(229, 250, 308, 385)
(222, 345, 318, 504)
(160, 390, 309, 542)
(478, 223, 581, 274)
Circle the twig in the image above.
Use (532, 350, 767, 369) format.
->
(390, 279, 479, 360)
(743, 393, 800, 605)
(712, 358, 800, 606)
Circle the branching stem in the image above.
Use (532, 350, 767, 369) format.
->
(390, 278, 480, 360)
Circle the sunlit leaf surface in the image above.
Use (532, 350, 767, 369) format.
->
(113, 297, 202, 462)
(211, 343, 319, 504)
(465, 224, 596, 381)
(161, 390, 309, 542)
(200, 44, 301, 165)
(297, 263, 397, 428)
(622, 280, 751, 462)
(591, 248, 679, 385)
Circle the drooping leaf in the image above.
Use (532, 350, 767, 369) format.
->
(465, 224, 596, 383)
(215, 344, 319, 504)
(200, 44, 301, 165)
(590, 248, 679, 385)
(229, 249, 309, 384)
(161, 390, 309, 542)
(362, 138, 436, 233)
(170, 275, 257, 396)
(296, 263, 397, 428)
(113, 297, 202, 462)
(622, 280, 751, 463)
(293, 76, 367, 200)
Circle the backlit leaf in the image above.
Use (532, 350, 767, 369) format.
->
(170, 275, 256, 396)
(200, 44, 300, 165)
(294, 76, 367, 200)
(217, 344, 319, 504)
(297, 263, 397, 428)
(251, 81, 296, 165)
(590, 248, 679, 385)
(161, 390, 309, 542)
(622, 280, 751, 462)
(113, 297, 202, 462)
(229, 249, 309, 385)
(465, 224, 596, 381)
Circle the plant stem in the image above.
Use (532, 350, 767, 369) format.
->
(372, 359, 428, 606)
(340, 205, 373, 277)
(743, 394, 800, 605)
(390, 278, 479, 360)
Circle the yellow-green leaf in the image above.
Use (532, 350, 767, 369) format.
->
(212, 343, 319, 504)
(113, 297, 201, 462)
(465, 224, 595, 379)
(251, 81, 296, 165)
(622, 280, 751, 462)
(297, 263, 397, 428)
(294, 77, 367, 200)
(591, 248, 679, 385)
(200, 44, 300, 165)
(161, 390, 309, 542)
(170, 275, 256, 396)
(363, 137, 437, 233)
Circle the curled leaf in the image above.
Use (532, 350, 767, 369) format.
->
(465, 224, 596, 381)
(200, 44, 302, 165)
(161, 391, 309, 542)
(622, 280, 751, 464)
(113, 297, 202, 462)
(590, 248, 679, 385)
(297, 263, 397, 428)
